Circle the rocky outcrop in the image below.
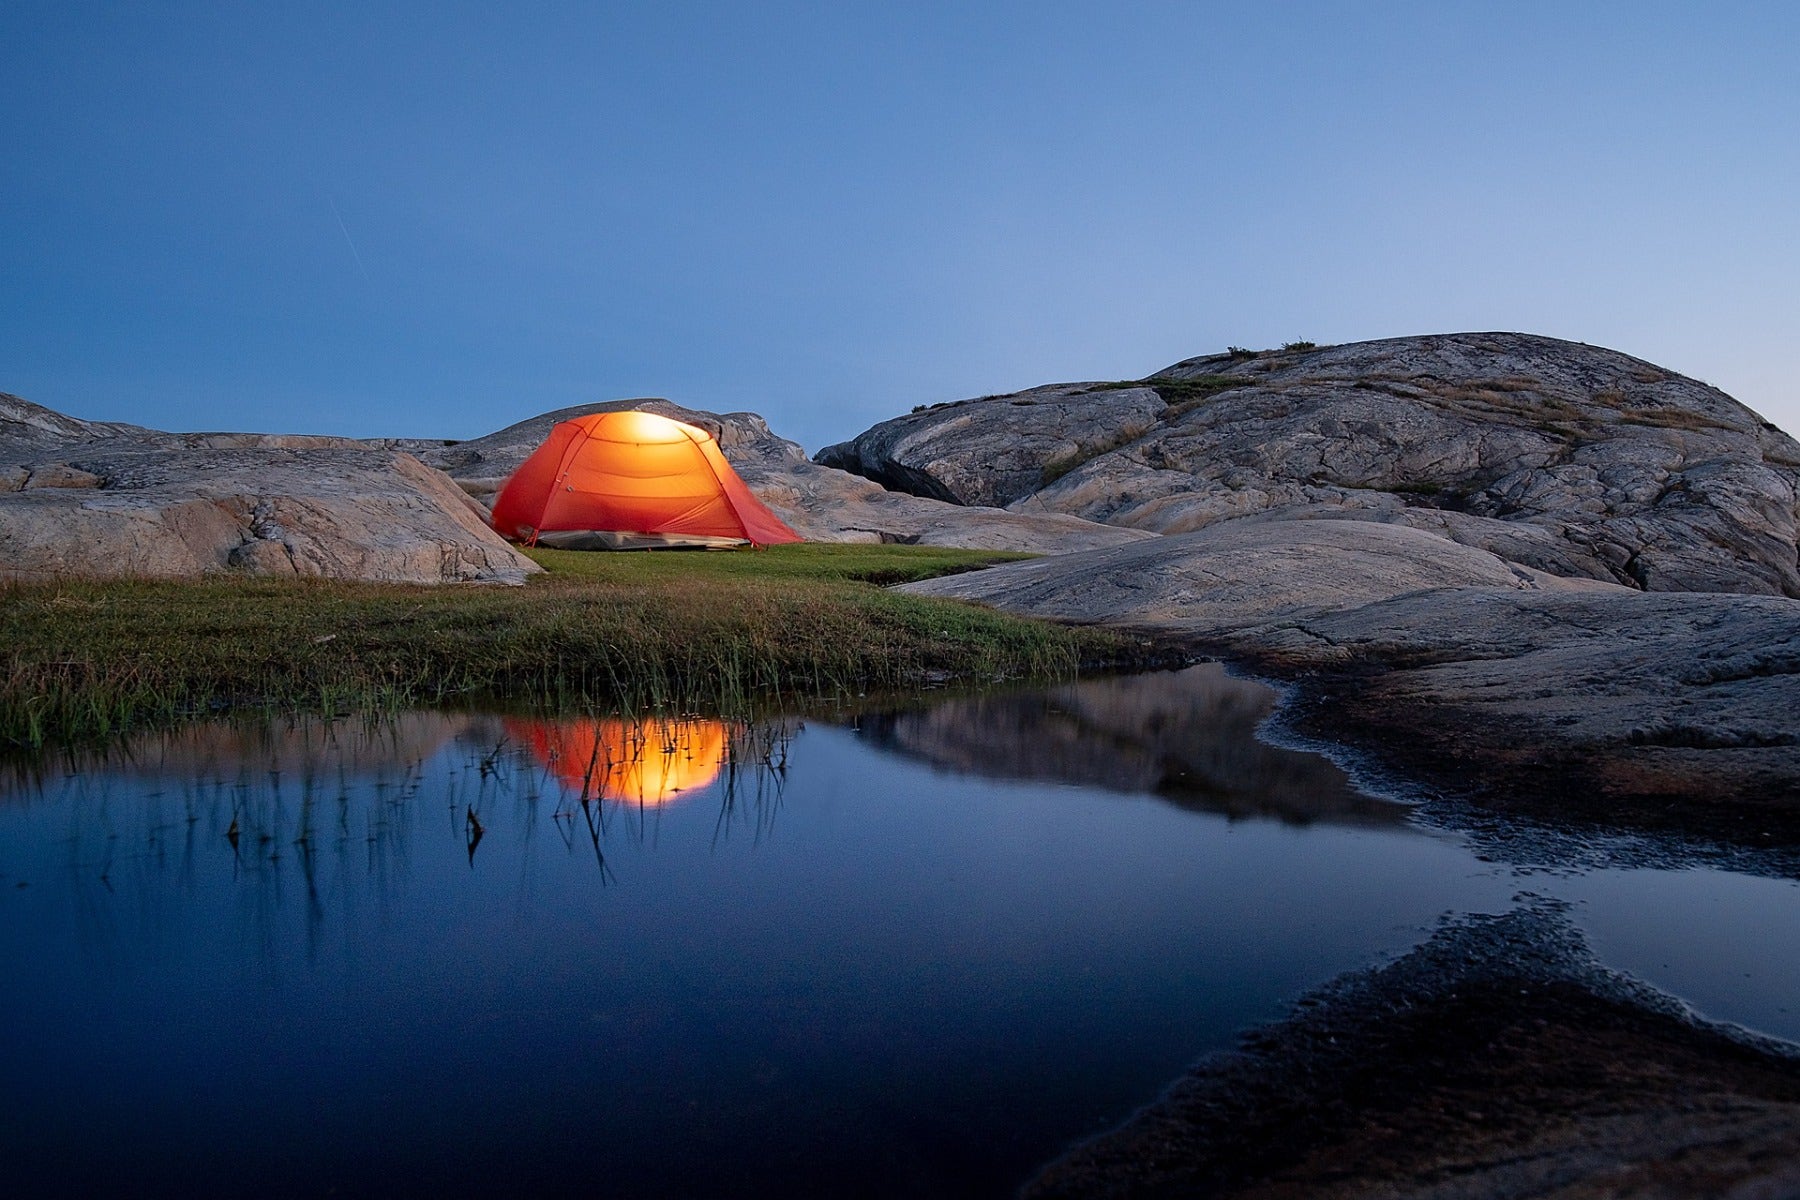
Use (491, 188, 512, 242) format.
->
(739, 452, 1155, 552)
(1233, 586, 1800, 855)
(824, 334, 1800, 597)
(863, 334, 1800, 852)
(1027, 903, 1800, 1199)
(901, 518, 1626, 630)
(0, 388, 1145, 581)
(900, 519, 1800, 860)
(422, 397, 1153, 554)
(2, 393, 159, 449)
(817, 383, 1168, 508)
(0, 394, 539, 585)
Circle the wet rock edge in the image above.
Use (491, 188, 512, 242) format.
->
(1023, 899, 1800, 1199)
(1213, 634, 1800, 880)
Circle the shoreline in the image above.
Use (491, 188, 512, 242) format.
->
(1201, 634, 1800, 879)
(1012, 634, 1800, 1197)
(12, 555, 1800, 1196)
(0, 545, 1171, 750)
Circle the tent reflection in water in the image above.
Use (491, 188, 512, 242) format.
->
(509, 716, 732, 806)
(489, 410, 802, 550)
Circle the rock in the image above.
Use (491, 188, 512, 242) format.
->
(741, 454, 1155, 552)
(422, 398, 1153, 554)
(900, 518, 1625, 631)
(1230, 586, 1800, 853)
(816, 384, 1168, 507)
(0, 392, 158, 448)
(899, 518, 1800, 859)
(20, 463, 106, 489)
(0, 394, 539, 585)
(826, 333, 1800, 597)
(1026, 902, 1800, 1200)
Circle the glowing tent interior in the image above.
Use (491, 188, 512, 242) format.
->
(489, 410, 803, 549)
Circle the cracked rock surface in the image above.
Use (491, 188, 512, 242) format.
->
(0, 394, 539, 585)
(1232, 586, 1800, 862)
(899, 518, 1800, 861)
(824, 332, 1800, 597)
(900, 517, 1626, 630)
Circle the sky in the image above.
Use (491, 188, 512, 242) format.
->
(3, 1, 1797, 452)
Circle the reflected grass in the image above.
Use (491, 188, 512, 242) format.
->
(1, 544, 1144, 748)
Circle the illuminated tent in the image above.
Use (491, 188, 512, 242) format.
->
(508, 716, 731, 806)
(490, 410, 803, 549)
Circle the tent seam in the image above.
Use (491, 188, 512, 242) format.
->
(534, 422, 597, 545)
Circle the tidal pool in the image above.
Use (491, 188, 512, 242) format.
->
(1, 665, 1796, 1198)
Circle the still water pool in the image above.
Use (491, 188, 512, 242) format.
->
(1, 665, 1796, 1197)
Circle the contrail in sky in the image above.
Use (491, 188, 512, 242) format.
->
(328, 195, 373, 285)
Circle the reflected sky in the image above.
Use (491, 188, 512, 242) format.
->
(1, 675, 1797, 1198)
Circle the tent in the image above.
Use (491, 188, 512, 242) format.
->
(490, 410, 802, 549)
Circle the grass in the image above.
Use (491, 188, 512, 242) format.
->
(0, 544, 1145, 749)
(1087, 374, 1248, 415)
(1612, 406, 1738, 433)
(1038, 428, 1146, 487)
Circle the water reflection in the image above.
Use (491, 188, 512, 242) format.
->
(0, 669, 1394, 925)
(510, 715, 732, 805)
(0, 711, 469, 801)
(7, 687, 1469, 1200)
(0, 712, 796, 951)
(6, 676, 1800, 1198)
(508, 715, 793, 858)
(851, 663, 1407, 826)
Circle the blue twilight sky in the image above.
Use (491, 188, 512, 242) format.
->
(3, 1, 1797, 452)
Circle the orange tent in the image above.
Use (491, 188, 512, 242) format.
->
(490, 410, 802, 549)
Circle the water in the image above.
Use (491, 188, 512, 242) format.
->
(1, 665, 1796, 1198)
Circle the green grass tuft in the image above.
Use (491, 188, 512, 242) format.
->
(1088, 374, 1249, 417)
(1, 545, 1144, 748)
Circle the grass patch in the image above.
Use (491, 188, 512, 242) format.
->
(1145, 375, 1250, 413)
(1612, 406, 1738, 433)
(0, 545, 1143, 748)
(1088, 374, 1248, 416)
(1037, 428, 1146, 488)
